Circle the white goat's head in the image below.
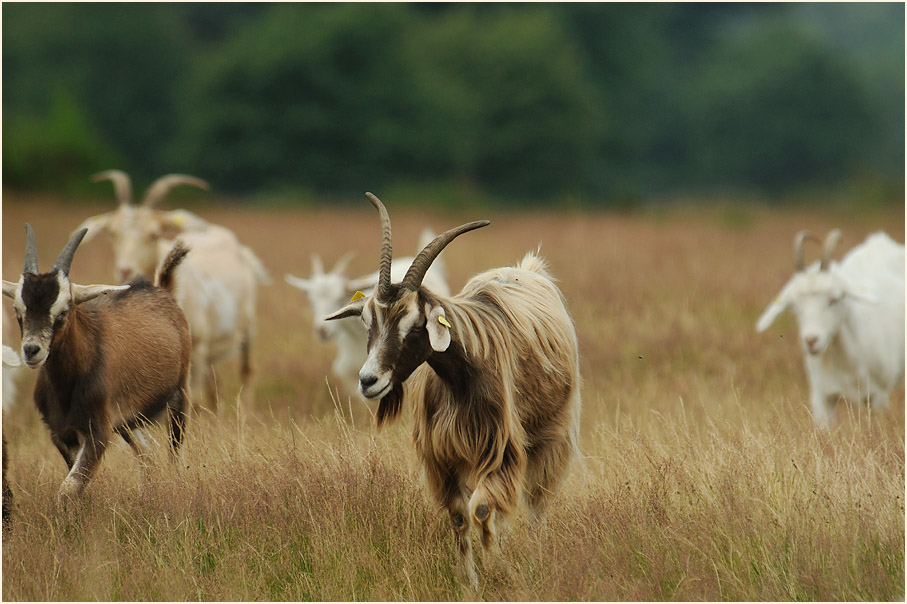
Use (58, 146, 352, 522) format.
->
(2, 224, 127, 369)
(325, 193, 488, 424)
(78, 170, 209, 282)
(285, 252, 355, 341)
(757, 229, 876, 356)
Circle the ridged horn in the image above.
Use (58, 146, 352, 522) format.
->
(141, 174, 209, 208)
(91, 169, 133, 207)
(52, 228, 88, 277)
(401, 220, 490, 291)
(794, 230, 822, 272)
(23, 223, 39, 274)
(365, 192, 394, 302)
(821, 229, 841, 271)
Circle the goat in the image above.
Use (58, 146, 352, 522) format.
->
(77, 170, 270, 412)
(2, 345, 19, 525)
(326, 193, 582, 588)
(2, 224, 191, 505)
(757, 229, 905, 427)
(284, 229, 450, 396)
(2, 305, 20, 411)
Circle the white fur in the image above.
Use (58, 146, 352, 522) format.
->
(757, 231, 905, 426)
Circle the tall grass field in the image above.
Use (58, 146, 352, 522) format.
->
(2, 196, 903, 600)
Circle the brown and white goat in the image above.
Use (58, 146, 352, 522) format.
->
(327, 193, 582, 588)
(2, 224, 191, 505)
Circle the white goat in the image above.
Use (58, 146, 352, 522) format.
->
(285, 229, 449, 396)
(2, 306, 20, 411)
(326, 193, 582, 588)
(2, 344, 18, 524)
(757, 229, 905, 427)
(76, 170, 270, 412)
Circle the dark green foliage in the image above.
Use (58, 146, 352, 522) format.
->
(2, 3, 903, 205)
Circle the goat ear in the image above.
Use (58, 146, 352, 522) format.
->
(284, 274, 311, 292)
(71, 283, 130, 304)
(756, 288, 790, 332)
(325, 297, 366, 321)
(2, 280, 17, 299)
(426, 304, 451, 352)
(73, 213, 114, 244)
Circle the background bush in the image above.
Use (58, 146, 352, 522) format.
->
(2, 3, 903, 206)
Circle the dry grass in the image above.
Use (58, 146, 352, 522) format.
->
(1, 195, 903, 600)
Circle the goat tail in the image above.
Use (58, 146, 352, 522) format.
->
(156, 240, 190, 293)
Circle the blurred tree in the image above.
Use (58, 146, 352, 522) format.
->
(168, 3, 420, 196)
(691, 18, 877, 193)
(3, 3, 192, 183)
(3, 88, 121, 194)
(405, 6, 604, 201)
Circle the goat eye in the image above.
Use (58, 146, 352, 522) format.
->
(828, 296, 842, 306)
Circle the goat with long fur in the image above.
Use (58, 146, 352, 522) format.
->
(285, 229, 450, 397)
(2, 224, 191, 505)
(757, 229, 905, 426)
(326, 193, 582, 588)
(76, 170, 269, 412)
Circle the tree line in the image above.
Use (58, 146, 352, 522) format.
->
(3, 3, 903, 207)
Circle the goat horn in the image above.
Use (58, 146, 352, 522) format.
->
(91, 169, 133, 207)
(310, 254, 324, 276)
(23, 223, 39, 274)
(141, 174, 209, 208)
(52, 228, 88, 277)
(365, 192, 394, 302)
(401, 220, 490, 291)
(793, 230, 822, 272)
(821, 229, 842, 271)
(331, 251, 356, 275)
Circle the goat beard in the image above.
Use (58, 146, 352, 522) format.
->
(376, 383, 404, 427)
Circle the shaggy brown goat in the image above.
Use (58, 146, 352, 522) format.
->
(2, 224, 191, 506)
(327, 193, 582, 588)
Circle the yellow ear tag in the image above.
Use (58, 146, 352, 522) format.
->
(172, 214, 186, 227)
(351, 290, 366, 302)
(438, 315, 452, 328)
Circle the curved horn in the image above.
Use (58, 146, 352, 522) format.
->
(52, 228, 88, 277)
(91, 169, 133, 207)
(365, 192, 394, 301)
(141, 174, 209, 208)
(821, 229, 842, 271)
(23, 223, 39, 274)
(401, 220, 490, 291)
(793, 230, 822, 272)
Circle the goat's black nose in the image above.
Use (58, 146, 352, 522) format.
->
(359, 374, 378, 389)
(23, 344, 40, 360)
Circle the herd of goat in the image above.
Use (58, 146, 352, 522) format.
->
(2, 171, 904, 588)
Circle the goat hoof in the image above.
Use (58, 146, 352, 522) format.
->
(475, 503, 489, 522)
(451, 513, 465, 529)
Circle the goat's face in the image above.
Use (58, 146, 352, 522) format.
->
(757, 266, 876, 356)
(7, 271, 71, 369)
(327, 286, 451, 400)
(2, 225, 129, 369)
(300, 273, 350, 341)
(285, 253, 358, 342)
(108, 207, 163, 282)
